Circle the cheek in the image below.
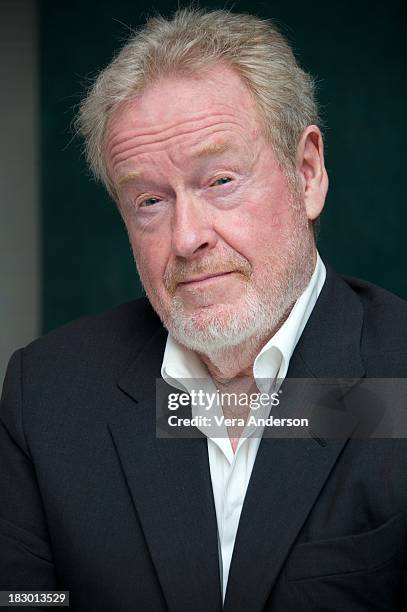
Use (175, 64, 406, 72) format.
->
(217, 189, 293, 260)
(126, 224, 169, 293)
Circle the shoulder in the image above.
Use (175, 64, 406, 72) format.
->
(18, 297, 163, 380)
(0, 298, 163, 442)
(342, 274, 407, 344)
(341, 273, 407, 373)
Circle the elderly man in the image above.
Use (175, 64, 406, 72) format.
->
(1, 8, 407, 612)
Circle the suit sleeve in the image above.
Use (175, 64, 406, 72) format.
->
(0, 349, 58, 599)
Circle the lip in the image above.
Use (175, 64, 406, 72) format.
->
(178, 271, 235, 286)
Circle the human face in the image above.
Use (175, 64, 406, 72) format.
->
(105, 66, 316, 353)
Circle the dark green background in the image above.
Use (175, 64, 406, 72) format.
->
(40, 0, 407, 333)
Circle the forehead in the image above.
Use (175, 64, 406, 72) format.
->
(104, 65, 263, 169)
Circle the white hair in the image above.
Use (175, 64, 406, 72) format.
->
(75, 7, 321, 199)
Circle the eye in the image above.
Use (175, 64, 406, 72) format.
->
(139, 196, 161, 208)
(210, 176, 233, 187)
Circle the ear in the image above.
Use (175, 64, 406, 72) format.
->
(296, 125, 328, 220)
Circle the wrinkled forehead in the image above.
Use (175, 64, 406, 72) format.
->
(104, 66, 264, 151)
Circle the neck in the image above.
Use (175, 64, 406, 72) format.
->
(199, 340, 261, 382)
(198, 307, 292, 382)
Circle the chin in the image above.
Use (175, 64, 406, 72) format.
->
(160, 293, 275, 354)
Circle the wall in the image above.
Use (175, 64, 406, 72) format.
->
(0, 0, 39, 383)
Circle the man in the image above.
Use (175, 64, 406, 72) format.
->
(1, 8, 407, 611)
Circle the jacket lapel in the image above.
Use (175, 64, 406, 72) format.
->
(223, 265, 366, 611)
(109, 328, 222, 612)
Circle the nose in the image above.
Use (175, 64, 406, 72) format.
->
(171, 191, 218, 259)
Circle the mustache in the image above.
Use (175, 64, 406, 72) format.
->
(164, 253, 252, 294)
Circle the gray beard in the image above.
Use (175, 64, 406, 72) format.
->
(158, 233, 314, 357)
(163, 275, 307, 361)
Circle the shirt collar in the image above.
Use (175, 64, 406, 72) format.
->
(253, 251, 326, 388)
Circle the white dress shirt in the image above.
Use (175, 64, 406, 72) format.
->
(161, 252, 326, 600)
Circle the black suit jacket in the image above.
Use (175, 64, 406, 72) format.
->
(1, 264, 407, 611)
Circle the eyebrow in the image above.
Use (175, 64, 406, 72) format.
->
(117, 171, 142, 187)
(191, 141, 232, 158)
(116, 142, 234, 187)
